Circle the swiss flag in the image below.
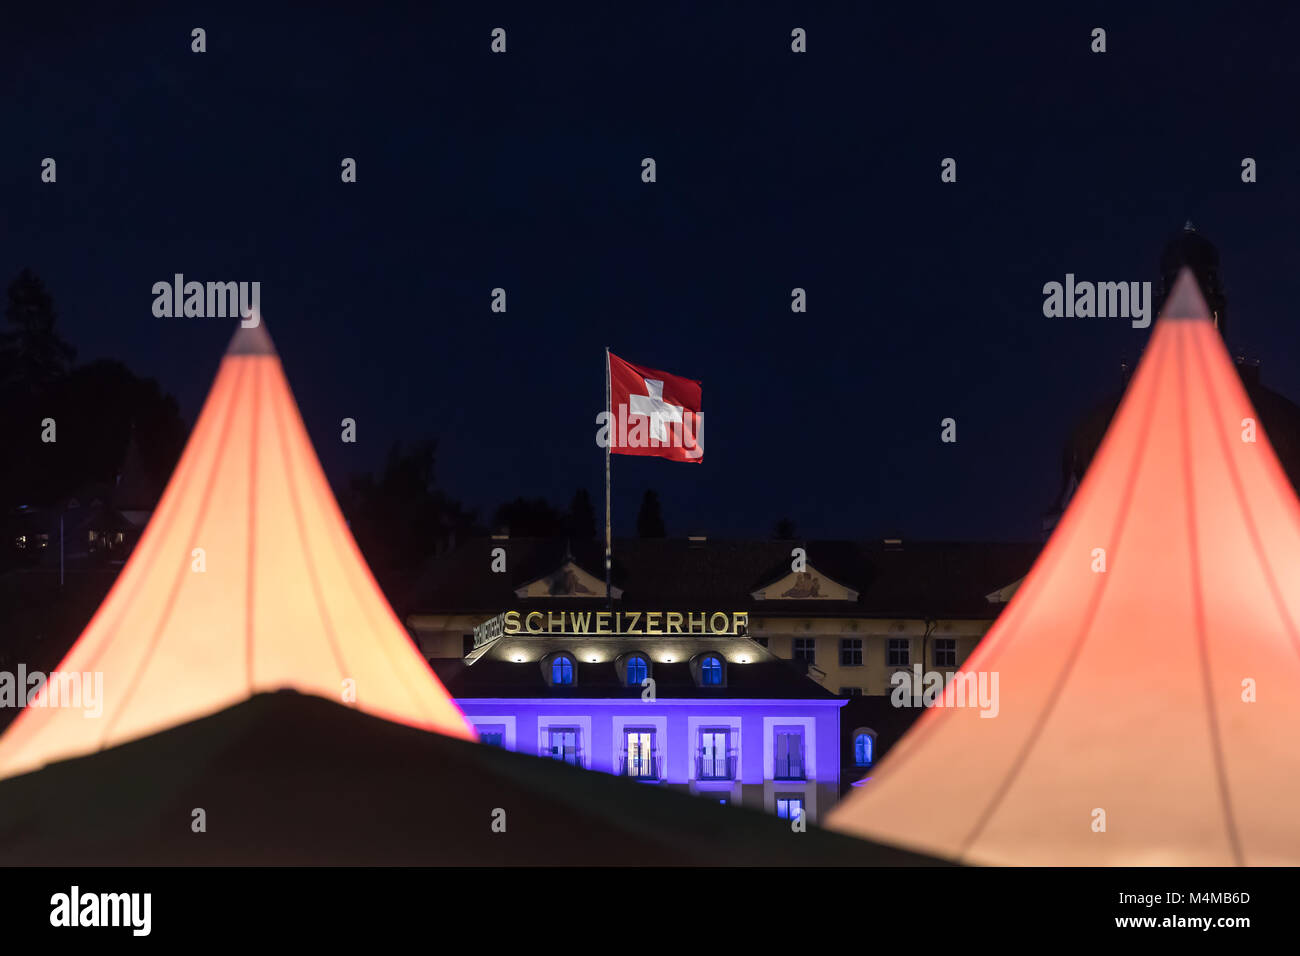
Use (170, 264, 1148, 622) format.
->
(608, 351, 703, 462)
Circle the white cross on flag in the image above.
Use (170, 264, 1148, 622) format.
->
(608, 351, 703, 462)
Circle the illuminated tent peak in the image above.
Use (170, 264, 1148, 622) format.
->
(0, 320, 473, 780)
(828, 267, 1300, 865)
(1161, 266, 1211, 320)
(226, 316, 276, 355)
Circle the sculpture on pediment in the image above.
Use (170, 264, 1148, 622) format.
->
(549, 566, 593, 596)
(782, 572, 821, 599)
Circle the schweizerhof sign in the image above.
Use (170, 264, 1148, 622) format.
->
(473, 609, 749, 648)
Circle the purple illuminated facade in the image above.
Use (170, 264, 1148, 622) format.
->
(406, 536, 1040, 822)
(435, 633, 844, 822)
(455, 696, 843, 821)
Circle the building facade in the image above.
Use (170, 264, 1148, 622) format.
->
(434, 625, 842, 822)
(404, 535, 1038, 814)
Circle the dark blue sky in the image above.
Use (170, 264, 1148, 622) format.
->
(6, 2, 1300, 541)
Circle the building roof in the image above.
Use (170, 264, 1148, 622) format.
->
(0, 322, 472, 781)
(828, 270, 1300, 866)
(403, 537, 1040, 620)
(434, 635, 843, 700)
(0, 692, 939, 865)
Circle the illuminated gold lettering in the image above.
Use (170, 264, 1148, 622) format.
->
(689, 612, 707, 634)
(526, 611, 543, 634)
(710, 612, 729, 634)
(646, 611, 662, 634)
(667, 612, 683, 634)
(597, 612, 611, 634)
(626, 611, 642, 634)
(504, 611, 520, 634)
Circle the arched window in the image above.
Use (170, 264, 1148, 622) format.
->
(700, 655, 723, 686)
(853, 731, 875, 767)
(626, 654, 649, 686)
(551, 654, 575, 685)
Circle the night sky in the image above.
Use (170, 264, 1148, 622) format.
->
(7, 3, 1300, 542)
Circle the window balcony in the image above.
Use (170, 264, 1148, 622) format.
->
(773, 755, 805, 781)
(696, 751, 737, 781)
(547, 747, 584, 768)
(618, 752, 662, 781)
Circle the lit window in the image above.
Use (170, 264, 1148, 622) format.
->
(854, 732, 874, 767)
(625, 655, 649, 686)
(934, 638, 957, 667)
(700, 655, 723, 686)
(887, 638, 910, 667)
(774, 727, 805, 780)
(548, 727, 580, 765)
(699, 728, 732, 779)
(623, 728, 657, 779)
(551, 655, 575, 685)
(776, 794, 805, 821)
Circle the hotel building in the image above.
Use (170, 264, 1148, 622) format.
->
(404, 535, 1037, 819)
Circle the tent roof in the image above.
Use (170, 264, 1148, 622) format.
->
(0, 320, 471, 780)
(828, 269, 1300, 865)
(226, 317, 276, 356)
(0, 692, 940, 865)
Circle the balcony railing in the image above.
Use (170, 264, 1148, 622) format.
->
(618, 752, 661, 780)
(547, 747, 584, 768)
(773, 755, 805, 781)
(696, 751, 737, 781)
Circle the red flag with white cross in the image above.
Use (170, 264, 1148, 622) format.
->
(607, 351, 703, 462)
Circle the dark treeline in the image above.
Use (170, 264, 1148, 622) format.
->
(0, 269, 187, 521)
(0, 272, 670, 579)
(1, 271, 796, 578)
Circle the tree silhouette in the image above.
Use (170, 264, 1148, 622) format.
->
(0, 271, 184, 512)
(636, 489, 666, 538)
(343, 440, 478, 569)
(566, 488, 597, 538)
(0, 268, 76, 390)
(492, 496, 565, 538)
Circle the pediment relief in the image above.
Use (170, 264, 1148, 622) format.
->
(514, 561, 624, 600)
(752, 567, 858, 601)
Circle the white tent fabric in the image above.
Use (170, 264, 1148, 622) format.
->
(828, 269, 1300, 865)
(0, 322, 473, 780)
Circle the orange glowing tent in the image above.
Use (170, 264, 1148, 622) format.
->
(0, 321, 473, 780)
(829, 268, 1300, 866)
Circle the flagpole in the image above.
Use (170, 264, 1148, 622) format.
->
(604, 346, 613, 610)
